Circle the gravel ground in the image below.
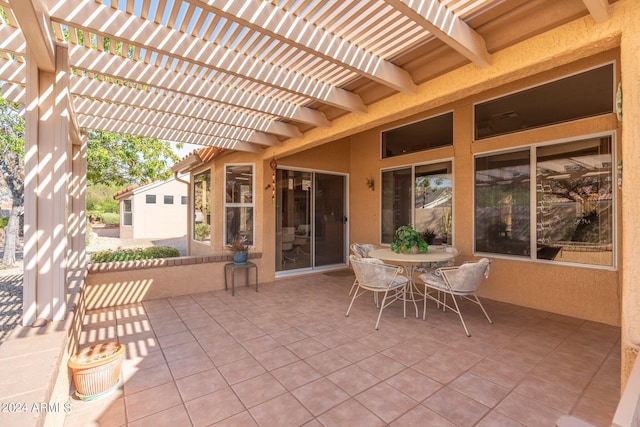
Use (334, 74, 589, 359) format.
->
(0, 230, 186, 345)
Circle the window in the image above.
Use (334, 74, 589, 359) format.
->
(382, 161, 453, 244)
(382, 112, 453, 158)
(145, 194, 156, 204)
(474, 135, 614, 267)
(474, 150, 531, 256)
(122, 199, 132, 226)
(164, 195, 174, 204)
(474, 64, 614, 140)
(536, 137, 613, 266)
(225, 164, 254, 246)
(181, 196, 187, 205)
(193, 171, 211, 242)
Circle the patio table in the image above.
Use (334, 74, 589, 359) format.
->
(368, 247, 456, 310)
(224, 261, 258, 296)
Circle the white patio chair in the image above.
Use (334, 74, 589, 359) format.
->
(349, 243, 380, 296)
(346, 255, 410, 330)
(418, 257, 493, 336)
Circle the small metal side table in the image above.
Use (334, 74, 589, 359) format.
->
(224, 261, 258, 296)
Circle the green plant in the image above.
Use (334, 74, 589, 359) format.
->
(390, 225, 429, 254)
(0, 217, 8, 229)
(194, 223, 210, 241)
(89, 246, 180, 263)
(100, 212, 120, 225)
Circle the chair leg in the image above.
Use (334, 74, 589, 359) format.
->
(374, 290, 390, 330)
(345, 285, 362, 317)
(423, 285, 427, 321)
(403, 286, 407, 319)
(349, 278, 357, 296)
(448, 292, 471, 337)
(472, 293, 493, 324)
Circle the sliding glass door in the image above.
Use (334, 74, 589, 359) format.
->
(276, 169, 346, 273)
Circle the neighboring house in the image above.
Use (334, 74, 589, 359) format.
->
(113, 175, 189, 239)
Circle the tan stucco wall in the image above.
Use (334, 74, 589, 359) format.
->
(84, 256, 262, 309)
(187, 0, 640, 383)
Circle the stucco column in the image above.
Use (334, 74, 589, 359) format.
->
(620, 2, 640, 388)
(22, 44, 72, 325)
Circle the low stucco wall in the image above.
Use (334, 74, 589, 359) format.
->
(85, 253, 263, 310)
(0, 269, 86, 427)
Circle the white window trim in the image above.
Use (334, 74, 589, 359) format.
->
(223, 163, 255, 247)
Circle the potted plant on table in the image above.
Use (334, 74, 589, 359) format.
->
(391, 225, 429, 254)
(228, 234, 249, 264)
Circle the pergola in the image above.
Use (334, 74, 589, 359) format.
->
(1, 0, 633, 358)
(1, 0, 610, 154)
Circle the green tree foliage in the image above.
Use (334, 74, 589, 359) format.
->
(86, 183, 120, 219)
(0, 94, 24, 266)
(86, 130, 180, 187)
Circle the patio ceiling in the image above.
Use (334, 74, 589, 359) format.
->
(0, 0, 611, 154)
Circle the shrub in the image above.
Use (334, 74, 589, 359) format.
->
(100, 212, 120, 225)
(0, 217, 8, 229)
(90, 245, 180, 263)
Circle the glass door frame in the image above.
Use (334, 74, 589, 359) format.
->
(275, 166, 349, 277)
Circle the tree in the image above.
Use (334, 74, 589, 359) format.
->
(0, 94, 24, 267)
(86, 130, 181, 187)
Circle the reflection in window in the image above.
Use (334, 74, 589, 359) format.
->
(225, 164, 254, 246)
(536, 137, 613, 266)
(474, 136, 614, 267)
(475, 150, 531, 256)
(382, 112, 453, 158)
(381, 161, 452, 244)
(193, 170, 211, 242)
(415, 163, 453, 244)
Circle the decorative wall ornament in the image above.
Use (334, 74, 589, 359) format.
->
(366, 177, 375, 191)
(616, 82, 622, 122)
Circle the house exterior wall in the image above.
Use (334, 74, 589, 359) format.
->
(120, 178, 188, 239)
(348, 49, 621, 327)
(185, 0, 640, 381)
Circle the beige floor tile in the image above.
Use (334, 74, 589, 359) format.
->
(390, 404, 457, 427)
(231, 372, 287, 408)
(424, 387, 490, 426)
(271, 360, 322, 390)
(494, 392, 565, 427)
(449, 372, 509, 408)
(67, 279, 621, 427)
(355, 382, 418, 424)
(175, 367, 228, 402)
(185, 387, 245, 426)
(124, 382, 183, 422)
(249, 393, 314, 426)
(317, 398, 386, 427)
(217, 355, 266, 385)
(292, 377, 350, 415)
(128, 404, 191, 427)
(385, 367, 443, 402)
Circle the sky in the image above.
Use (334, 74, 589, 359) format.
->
(171, 142, 201, 159)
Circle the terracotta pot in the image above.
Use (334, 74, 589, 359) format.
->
(68, 342, 125, 400)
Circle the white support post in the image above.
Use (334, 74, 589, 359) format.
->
(21, 44, 72, 324)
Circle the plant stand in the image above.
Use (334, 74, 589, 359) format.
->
(68, 342, 125, 401)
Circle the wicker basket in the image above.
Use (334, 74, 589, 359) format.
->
(68, 342, 125, 400)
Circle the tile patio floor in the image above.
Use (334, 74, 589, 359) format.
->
(63, 272, 621, 427)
